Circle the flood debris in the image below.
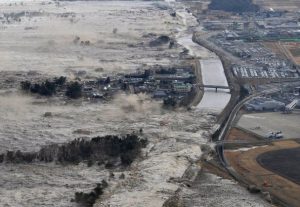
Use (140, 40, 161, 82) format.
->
(247, 185, 261, 194)
(43, 112, 52, 117)
(149, 35, 171, 47)
(73, 129, 92, 135)
(170, 11, 176, 17)
(163, 189, 184, 207)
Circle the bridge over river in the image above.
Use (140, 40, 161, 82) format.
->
(196, 84, 232, 92)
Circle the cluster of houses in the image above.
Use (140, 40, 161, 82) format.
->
(122, 67, 195, 99)
(81, 66, 196, 102)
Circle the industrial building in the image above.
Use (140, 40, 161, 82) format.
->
(245, 97, 285, 111)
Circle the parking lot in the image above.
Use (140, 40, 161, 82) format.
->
(237, 111, 300, 139)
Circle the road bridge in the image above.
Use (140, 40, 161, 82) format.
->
(196, 84, 231, 92)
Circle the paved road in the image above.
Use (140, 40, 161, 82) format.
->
(216, 81, 300, 172)
(216, 86, 283, 168)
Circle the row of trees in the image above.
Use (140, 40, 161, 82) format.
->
(20, 76, 82, 99)
(0, 134, 147, 167)
(65, 81, 82, 99)
(72, 180, 108, 207)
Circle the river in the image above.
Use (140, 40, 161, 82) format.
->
(175, 9, 231, 113)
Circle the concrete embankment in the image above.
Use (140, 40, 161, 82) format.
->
(174, 6, 232, 114)
(188, 59, 204, 108)
(192, 33, 240, 126)
(177, 33, 231, 114)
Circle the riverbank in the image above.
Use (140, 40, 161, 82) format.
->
(177, 34, 231, 114)
(193, 33, 241, 125)
(160, 3, 271, 207)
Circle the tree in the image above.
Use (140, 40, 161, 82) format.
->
(104, 77, 110, 85)
(20, 81, 31, 91)
(163, 97, 177, 108)
(54, 76, 67, 86)
(39, 80, 56, 96)
(30, 83, 41, 93)
(66, 81, 82, 99)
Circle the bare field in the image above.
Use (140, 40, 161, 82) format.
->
(286, 43, 300, 65)
(263, 42, 289, 59)
(237, 112, 300, 139)
(225, 140, 300, 207)
(226, 127, 263, 142)
(264, 42, 300, 65)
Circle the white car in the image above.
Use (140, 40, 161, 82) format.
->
(267, 131, 283, 139)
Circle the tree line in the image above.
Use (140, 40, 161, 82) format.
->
(0, 134, 147, 167)
(21, 76, 83, 99)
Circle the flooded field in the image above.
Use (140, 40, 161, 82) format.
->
(0, 2, 208, 205)
(0, 0, 181, 76)
(0, 0, 269, 206)
(0, 163, 108, 207)
(0, 91, 217, 206)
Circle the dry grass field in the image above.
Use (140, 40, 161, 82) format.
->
(225, 140, 300, 207)
(286, 43, 300, 65)
(264, 42, 300, 65)
(226, 127, 263, 142)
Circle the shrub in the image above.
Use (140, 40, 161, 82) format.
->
(54, 76, 67, 85)
(39, 80, 56, 96)
(73, 180, 108, 207)
(66, 81, 82, 99)
(163, 97, 177, 108)
(30, 83, 41, 93)
(20, 81, 31, 91)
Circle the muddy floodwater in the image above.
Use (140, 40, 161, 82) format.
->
(0, 0, 181, 76)
(0, 0, 269, 206)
